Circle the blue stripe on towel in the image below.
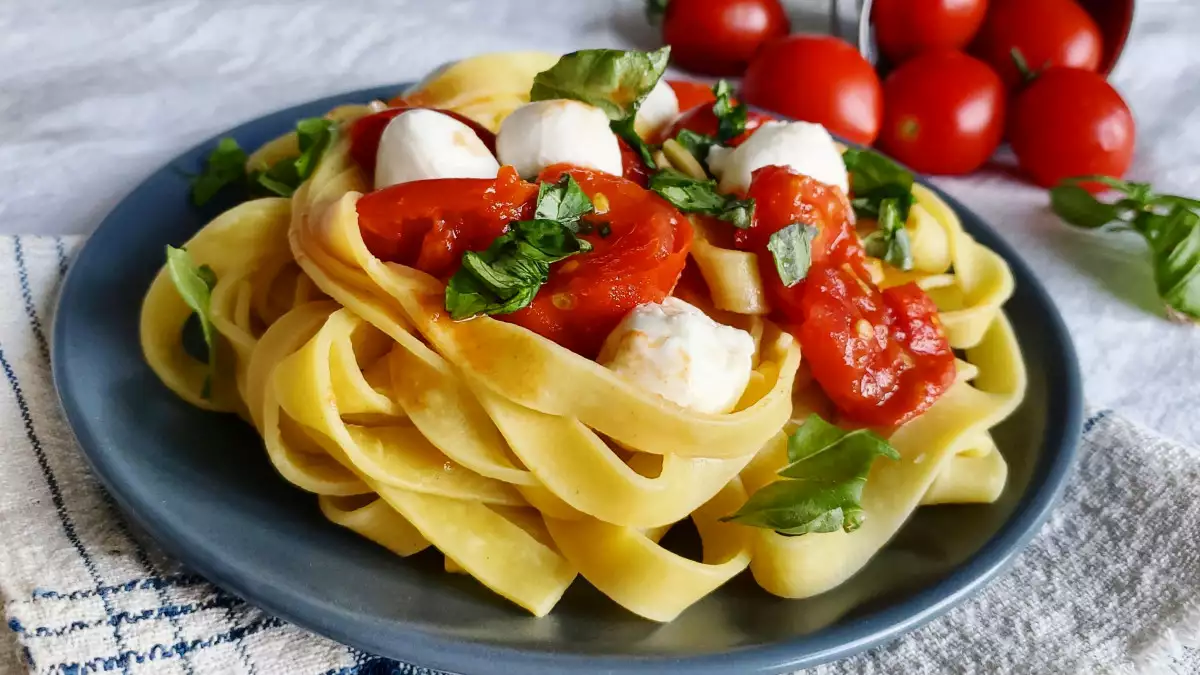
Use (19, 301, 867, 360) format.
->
(31, 573, 206, 600)
(53, 235, 70, 278)
(12, 592, 245, 639)
(1082, 409, 1112, 435)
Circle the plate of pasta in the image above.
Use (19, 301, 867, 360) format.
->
(53, 48, 1082, 674)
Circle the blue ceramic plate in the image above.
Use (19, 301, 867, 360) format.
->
(53, 86, 1082, 675)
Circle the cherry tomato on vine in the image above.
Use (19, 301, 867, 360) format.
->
(1009, 67, 1134, 190)
(972, 0, 1102, 88)
(741, 35, 883, 145)
(877, 50, 1005, 175)
(658, 0, 790, 76)
(871, 0, 989, 63)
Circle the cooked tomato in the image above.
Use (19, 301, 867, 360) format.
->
(741, 35, 883, 145)
(356, 166, 536, 278)
(662, 103, 773, 146)
(877, 50, 1006, 175)
(666, 79, 718, 112)
(1009, 67, 1134, 190)
(357, 165, 691, 357)
(972, 0, 1102, 88)
(505, 165, 693, 357)
(871, 0, 989, 63)
(661, 0, 790, 76)
(737, 165, 953, 426)
(348, 107, 497, 174)
(799, 266, 956, 427)
(618, 137, 652, 187)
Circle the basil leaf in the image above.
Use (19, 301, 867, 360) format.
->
(648, 168, 754, 228)
(536, 174, 595, 224)
(530, 47, 671, 121)
(674, 129, 718, 167)
(1049, 183, 1120, 229)
(164, 246, 219, 398)
(191, 138, 248, 206)
(611, 115, 657, 169)
(843, 148, 914, 197)
(766, 223, 819, 287)
(722, 413, 899, 536)
(444, 219, 592, 320)
(711, 80, 747, 143)
(252, 117, 336, 198)
(862, 198, 914, 271)
(1137, 207, 1200, 321)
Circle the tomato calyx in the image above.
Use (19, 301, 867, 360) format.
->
(1010, 48, 1047, 86)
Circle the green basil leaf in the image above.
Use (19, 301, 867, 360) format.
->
(863, 198, 914, 271)
(674, 129, 718, 168)
(611, 115, 658, 169)
(721, 413, 899, 536)
(1050, 183, 1120, 229)
(536, 174, 595, 224)
(1136, 207, 1200, 321)
(711, 80, 747, 143)
(843, 148, 913, 199)
(164, 246, 219, 398)
(648, 168, 754, 228)
(530, 47, 671, 121)
(191, 138, 248, 206)
(766, 223, 819, 287)
(253, 117, 337, 198)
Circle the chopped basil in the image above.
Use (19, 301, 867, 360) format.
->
(647, 168, 754, 229)
(191, 138, 248, 206)
(189, 117, 336, 205)
(766, 223, 819, 287)
(843, 148, 916, 271)
(862, 198, 914, 271)
(535, 174, 594, 225)
(722, 414, 900, 536)
(711, 80, 747, 143)
(673, 129, 718, 168)
(164, 246, 219, 398)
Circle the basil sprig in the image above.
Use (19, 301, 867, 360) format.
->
(647, 168, 754, 229)
(530, 47, 670, 169)
(164, 246, 219, 398)
(445, 175, 595, 320)
(843, 149, 915, 271)
(190, 117, 337, 205)
(722, 414, 900, 536)
(1051, 176, 1200, 322)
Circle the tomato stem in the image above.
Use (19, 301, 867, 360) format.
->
(1010, 48, 1039, 85)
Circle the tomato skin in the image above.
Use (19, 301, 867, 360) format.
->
(505, 165, 693, 357)
(661, 0, 790, 76)
(972, 0, 1102, 88)
(662, 104, 773, 146)
(798, 267, 956, 427)
(877, 50, 1005, 175)
(742, 35, 883, 145)
(871, 0, 989, 63)
(348, 106, 497, 175)
(666, 79, 718, 113)
(1009, 67, 1134, 190)
(618, 137, 652, 187)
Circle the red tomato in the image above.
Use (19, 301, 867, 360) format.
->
(661, 0, 790, 76)
(972, 0, 1102, 88)
(799, 266, 956, 427)
(666, 79, 717, 113)
(618, 137, 652, 187)
(1009, 67, 1134, 189)
(877, 50, 1005, 175)
(348, 107, 497, 175)
(662, 104, 773, 146)
(741, 35, 883, 145)
(871, 0, 989, 63)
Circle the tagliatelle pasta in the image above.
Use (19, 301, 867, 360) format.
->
(140, 54, 1025, 621)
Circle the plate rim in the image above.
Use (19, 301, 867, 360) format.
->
(51, 84, 1083, 675)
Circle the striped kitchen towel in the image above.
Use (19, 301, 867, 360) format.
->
(1, 234, 1199, 674)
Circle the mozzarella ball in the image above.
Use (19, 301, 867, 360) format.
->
(598, 298, 755, 415)
(496, 100, 623, 179)
(633, 78, 680, 140)
(706, 121, 849, 194)
(375, 109, 500, 189)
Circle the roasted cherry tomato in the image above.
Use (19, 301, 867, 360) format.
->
(356, 166, 536, 278)
(660, 0, 791, 76)
(348, 106, 497, 175)
(666, 79, 718, 112)
(799, 266, 956, 427)
(871, 0, 989, 63)
(1009, 67, 1134, 190)
(742, 35, 883, 145)
(505, 165, 693, 357)
(662, 103, 772, 146)
(618, 137, 652, 187)
(972, 0, 1102, 88)
(878, 50, 1006, 175)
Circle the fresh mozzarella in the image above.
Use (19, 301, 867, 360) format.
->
(633, 78, 680, 140)
(496, 100, 623, 179)
(706, 121, 849, 194)
(598, 298, 755, 415)
(374, 109, 499, 189)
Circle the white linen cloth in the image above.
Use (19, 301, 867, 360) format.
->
(1, 0, 1199, 672)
